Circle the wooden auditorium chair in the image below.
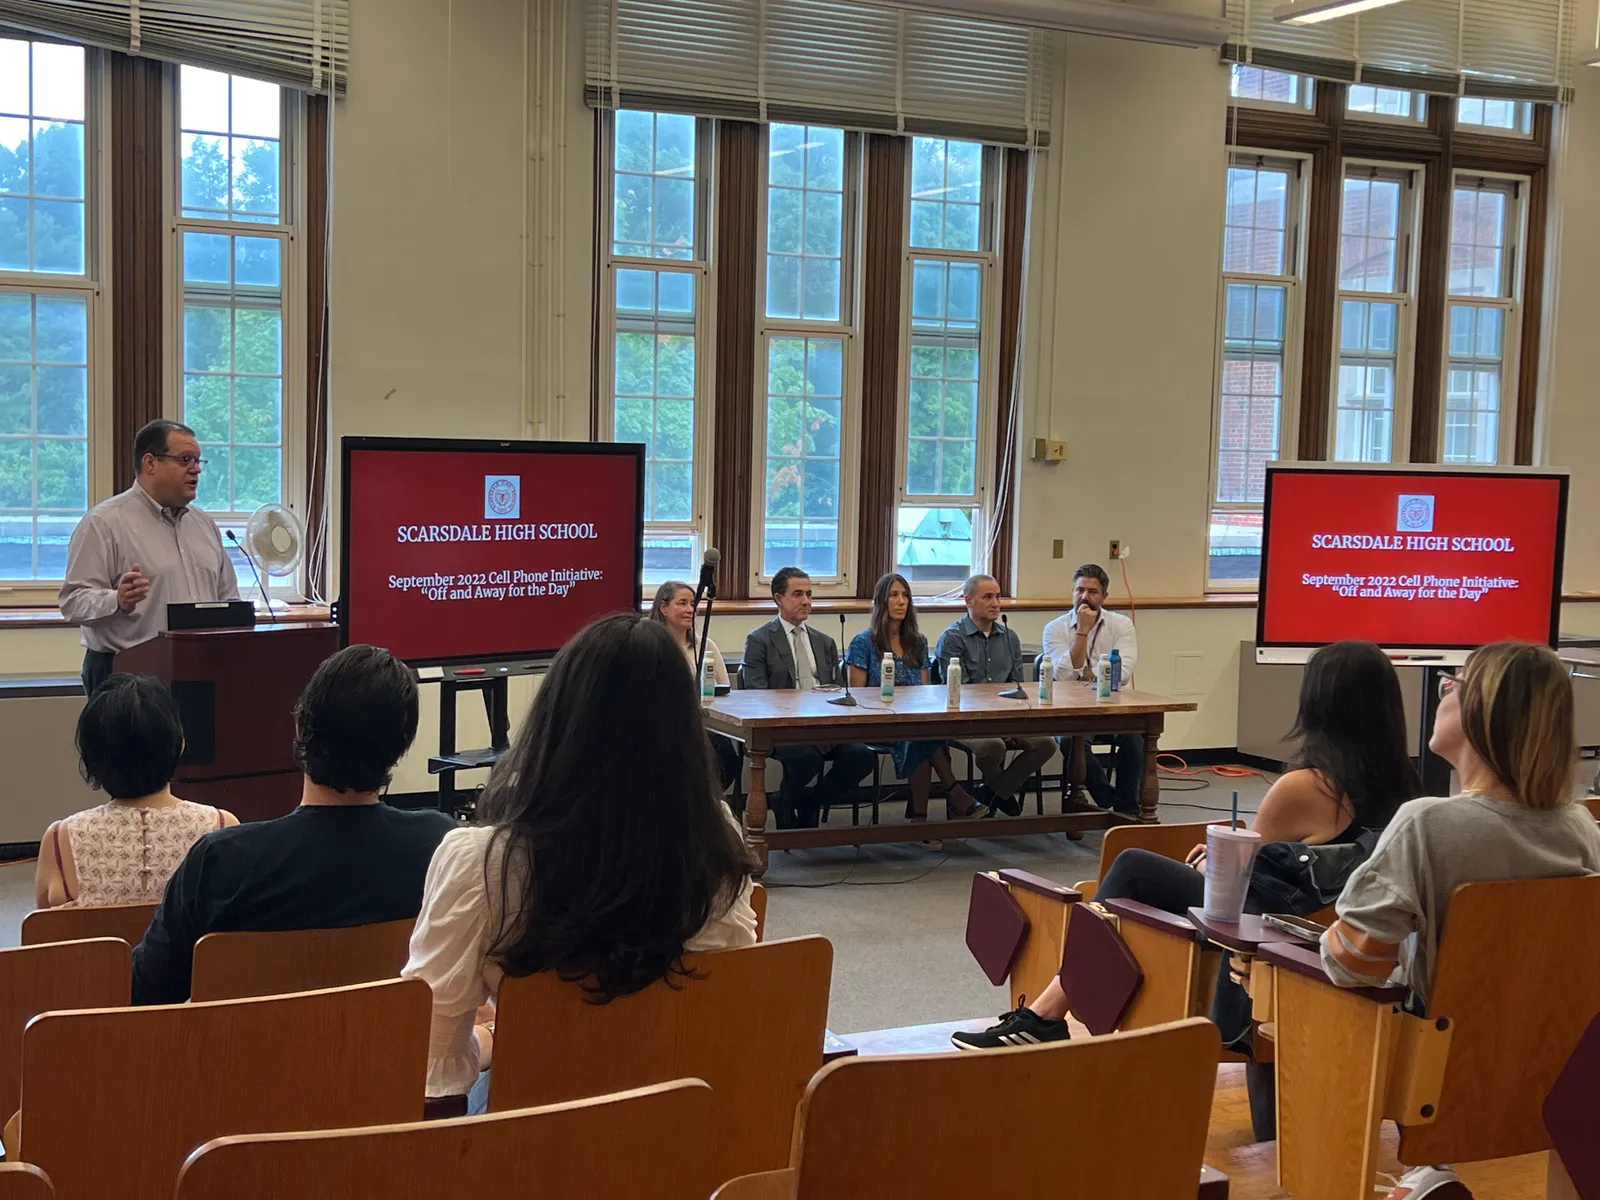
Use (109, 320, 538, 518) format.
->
(0, 940, 129, 1136)
(489, 935, 831, 1181)
(1073, 820, 1235, 900)
(1255, 875, 1600, 1200)
(188, 919, 415, 1002)
(0, 1165, 50, 1199)
(19, 903, 156, 949)
(175, 1080, 722, 1200)
(10, 978, 430, 1200)
(712, 1019, 1224, 1200)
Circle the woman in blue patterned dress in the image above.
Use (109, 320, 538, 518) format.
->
(845, 573, 984, 828)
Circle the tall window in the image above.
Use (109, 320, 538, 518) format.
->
(900, 136, 992, 586)
(1229, 64, 1312, 110)
(0, 36, 92, 583)
(605, 110, 704, 582)
(1444, 177, 1522, 464)
(1333, 167, 1416, 462)
(1209, 154, 1304, 586)
(176, 67, 289, 529)
(759, 124, 850, 580)
(1347, 86, 1425, 123)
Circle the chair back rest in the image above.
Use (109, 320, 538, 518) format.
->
(189, 920, 415, 1002)
(175, 1080, 720, 1200)
(19, 978, 430, 1200)
(1401, 874, 1600, 1166)
(20, 904, 157, 948)
(0, 1165, 52, 1200)
(0, 940, 128, 1121)
(750, 884, 768, 942)
(1094, 821, 1234, 882)
(790, 1019, 1219, 1197)
(491, 935, 831, 1180)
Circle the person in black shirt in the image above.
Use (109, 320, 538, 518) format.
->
(131, 644, 455, 1005)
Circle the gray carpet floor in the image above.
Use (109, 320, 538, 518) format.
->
(0, 773, 1275, 1034)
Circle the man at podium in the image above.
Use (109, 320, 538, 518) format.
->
(59, 420, 239, 696)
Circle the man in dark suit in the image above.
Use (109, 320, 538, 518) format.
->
(742, 566, 875, 829)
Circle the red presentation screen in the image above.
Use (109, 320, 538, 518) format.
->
(1257, 467, 1567, 652)
(340, 438, 644, 665)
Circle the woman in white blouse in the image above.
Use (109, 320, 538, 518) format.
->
(402, 612, 760, 1101)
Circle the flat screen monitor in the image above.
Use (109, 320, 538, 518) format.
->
(339, 437, 645, 666)
(1256, 465, 1568, 664)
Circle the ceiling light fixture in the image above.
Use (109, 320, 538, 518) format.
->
(1272, 0, 1413, 26)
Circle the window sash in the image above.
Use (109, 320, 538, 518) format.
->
(600, 111, 712, 584)
(1441, 298, 1517, 465)
(1208, 150, 1307, 590)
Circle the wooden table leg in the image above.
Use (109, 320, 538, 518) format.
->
(1139, 717, 1163, 824)
(745, 742, 771, 878)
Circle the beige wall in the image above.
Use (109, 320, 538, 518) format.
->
(5, 0, 1600, 805)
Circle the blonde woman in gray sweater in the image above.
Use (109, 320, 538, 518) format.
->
(1321, 640, 1600, 1200)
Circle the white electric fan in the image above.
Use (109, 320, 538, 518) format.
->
(240, 503, 305, 615)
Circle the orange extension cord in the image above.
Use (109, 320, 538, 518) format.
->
(1156, 753, 1274, 783)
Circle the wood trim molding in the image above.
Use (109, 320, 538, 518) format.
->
(990, 148, 1028, 595)
(303, 95, 331, 600)
(855, 134, 907, 598)
(109, 53, 165, 494)
(1409, 105, 1455, 462)
(1297, 85, 1346, 461)
(1513, 106, 1554, 465)
(710, 122, 760, 600)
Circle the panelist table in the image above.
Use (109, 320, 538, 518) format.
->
(703, 682, 1197, 873)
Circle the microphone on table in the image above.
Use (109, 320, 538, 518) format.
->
(827, 611, 858, 707)
(226, 530, 275, 620)
(998, 611, 1026, 699)
(694, 548, 721, 680)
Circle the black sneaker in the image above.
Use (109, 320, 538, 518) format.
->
(990, 790, 1024, 818)
(951, 1002, 1070, 1051)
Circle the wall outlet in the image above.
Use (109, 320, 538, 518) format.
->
(1052, 539, 1064, 559)
(1109, 539, 1122, 560)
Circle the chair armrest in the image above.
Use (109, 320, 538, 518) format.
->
(1103, 898, 1202, 940)
(1186, 908, 1309, 955)
(1199, 1164, 1230, 1199)
(713, 1169, 796, 1200)
(1258, 940, 1409, 1004)
(997, 869, 1081, 903)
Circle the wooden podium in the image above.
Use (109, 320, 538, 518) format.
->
(114, 622, 339, 821)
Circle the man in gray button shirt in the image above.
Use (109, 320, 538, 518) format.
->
(59, 420, 240, 695)
(934, 573, 1055, 816)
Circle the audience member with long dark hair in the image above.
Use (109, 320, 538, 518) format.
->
(844, 573, 983, 836)
(36, 674, 237, 909)
(649, 578, 741, 790)
(403, 613, 759, 1101)
(955, 639, 1420, 1050)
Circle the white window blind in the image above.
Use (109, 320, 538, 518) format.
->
(586, 0, 1055, 146)
(1223, 0, 1576, 103)
(0, 1, 349, 95)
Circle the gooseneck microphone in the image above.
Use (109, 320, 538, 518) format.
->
(998, 610, 1026, 699)
(694, 548, 721, 680)
(226, 530, 275, 620)
(827, 611, 858, 707)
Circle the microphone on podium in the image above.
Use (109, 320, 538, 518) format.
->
(226, 529, 275, 620)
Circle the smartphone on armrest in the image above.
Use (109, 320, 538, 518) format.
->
(1262, 913, 1329, 942)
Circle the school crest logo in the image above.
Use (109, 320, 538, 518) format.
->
(1397, 494, 1434, 533)
(485, 475, 520, 520)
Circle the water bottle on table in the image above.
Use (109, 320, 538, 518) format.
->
(881, 652, 895, 701)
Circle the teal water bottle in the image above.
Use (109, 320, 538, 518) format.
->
(702, 654, 716, 700)
(1109, 648, 1123, 692)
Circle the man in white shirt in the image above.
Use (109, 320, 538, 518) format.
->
(741, 566, 875, 829)
(1041, 563, 1142, 816)
(59, 420, 240, 696)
